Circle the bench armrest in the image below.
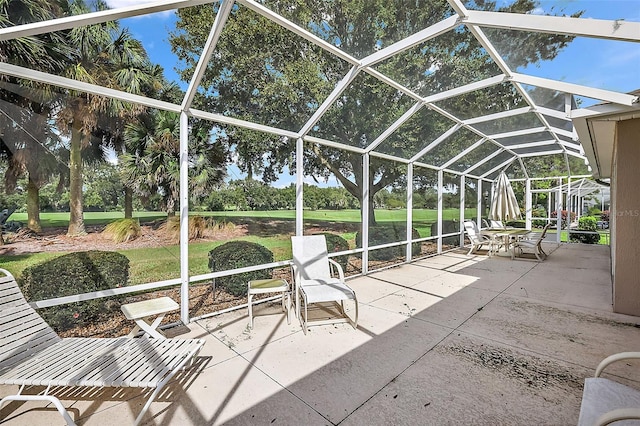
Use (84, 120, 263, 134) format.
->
(596, 408, 640, 425)
(595, 352, 640, 377)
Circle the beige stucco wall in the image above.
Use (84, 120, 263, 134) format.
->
(611, 117, 640, 315)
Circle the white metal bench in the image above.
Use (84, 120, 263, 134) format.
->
(578, 352, 640, 425)
(0, 268, 204, 425)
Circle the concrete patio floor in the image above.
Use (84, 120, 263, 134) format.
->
(2, 242, 640, 425)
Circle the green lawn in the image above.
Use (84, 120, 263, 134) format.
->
(1, 210, 611, 306)
(1, 234, 294, 285)
(10, 208, 475, 228)
(0, 208, 504, 284)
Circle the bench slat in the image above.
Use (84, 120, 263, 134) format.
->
(0, 267, 205, 424)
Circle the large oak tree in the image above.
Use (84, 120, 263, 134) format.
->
(170, 1, 579, 224)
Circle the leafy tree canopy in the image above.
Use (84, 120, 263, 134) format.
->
(170, 1, 581, 221)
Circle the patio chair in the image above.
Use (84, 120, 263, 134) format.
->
(578, 352, 640, 425)
(511, 223, 551, 261)
(291, 235, 358, 335)
(463, 220, 501, 256)
(490, 219, 505, 228)
(0, 268, 204, 426)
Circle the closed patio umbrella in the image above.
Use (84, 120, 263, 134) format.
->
(489, 172, 521, 222)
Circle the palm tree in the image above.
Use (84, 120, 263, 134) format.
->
(56, 0, 158, 236)
(0, 98, 67, 233)
(0, 0, 73, 238)
(121, 110, 227, 217)
(114, 71, 180, 219)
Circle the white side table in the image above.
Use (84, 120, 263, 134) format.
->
(247, 279, 290, 328)
(121, 296, 179, 339)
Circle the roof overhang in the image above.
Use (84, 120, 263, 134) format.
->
(572, 100, 640, 179)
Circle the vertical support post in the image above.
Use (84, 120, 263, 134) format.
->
(477, 180, 483, 228)
(579, 196, 583, 218)
(437, 170, 443, 254)
(547, 189, 552, 226)
(556, 178, 563, 244)
(459, 175, 466, 247)
(406, 163, 413, 262)
(567, 178, 572, 225)
(295, 138, 304, 237)
(362, 153, 370, 274)
(179, 111, 189, 324)
(577, 191, 582, 220)
(569, 194, 573, 222)
(525, 178, 532, 230)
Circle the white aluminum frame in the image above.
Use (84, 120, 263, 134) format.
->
(0, 0, 636, 323)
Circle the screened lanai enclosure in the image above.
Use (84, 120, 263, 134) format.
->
(0, 0, 638, 324)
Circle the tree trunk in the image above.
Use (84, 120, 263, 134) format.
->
(340, 182, 379, 227)
(367, 196, 377, 226)
(124, 187, 133, 219)
(67, 126, 85, 236)
(26, 177, 42, 233)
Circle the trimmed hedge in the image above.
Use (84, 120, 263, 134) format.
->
(315, 232, 350, 272)
(208, 241, 274, 297)
(570, 216, 600, 244)
(19, 251, 129, 332)
(356, 226, 421, 261)
(431, 220, 459, 247)
(578, 216, 597, 231)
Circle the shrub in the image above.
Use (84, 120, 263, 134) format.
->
(569, 216, 600, 244)
(315, 232, 349, 272)
(18, 251, 129, 332)
(505, 220, 526, 228)
(531, 208, 548, 228)
(587, 206, 602, 217)
(578, 216, 597, 231)
(160, 215, 213, 241)
(570, 232, 600, 244)
(356, 226, 421, 261)
(188, 215, 209, 239)
(102, 218, 142, 243)
(212, 219, 236, 233)
(550, 210, 576, 228)
(531, 218, 547, 228)
(430, 220, 459, 246)
(208, 241, 274, 297)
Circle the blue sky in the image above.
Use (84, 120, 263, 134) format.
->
(106, 0, 639, 187)
(108, 0, 640, 92)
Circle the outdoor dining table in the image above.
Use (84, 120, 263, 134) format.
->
(480, 228, 531, 256)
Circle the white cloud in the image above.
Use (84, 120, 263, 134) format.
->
(105, 0, 173, 19)
(105, 0, 157, 8)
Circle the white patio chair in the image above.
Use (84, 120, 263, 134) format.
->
(490, 219, 516, 230)
(0, 268, 204, 426)
(490, 219, 505, 228)
(578, 352, 640, 425)
(291, 235, 358, 334)
(511, 223, 551, 261)
(463, 220, 501, 256)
